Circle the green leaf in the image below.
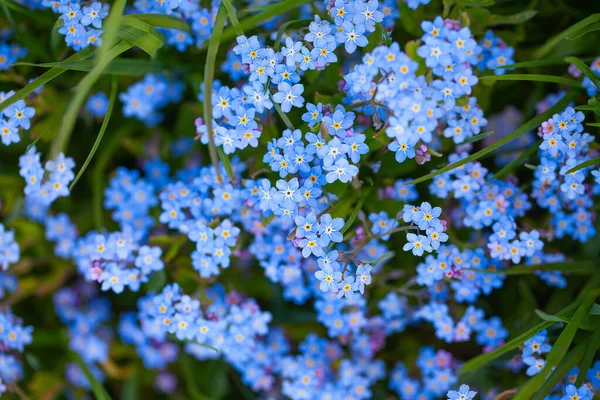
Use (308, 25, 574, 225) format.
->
(488, 139, 541, 181)
(591, 303, 600, 315)
(179, 355, 210, 400)
(530, 340, 588, 400)
(587, 122, 600, 127)
(121, 373, 139, 400)
(566, 20, 600, 40)
(95, 0, 126, 67)
(49, 40, 132, 159)
(460, 320, 557, 373)
(15, 58, 179, 76)
(566, 156, 600, 174)
(479, 74, 583, 87)
(126, 13, 191, 32)
(565, 56, 600, 89)
(468, 260, 597, 275)
(219, 0, 312, 44)
(0, 0, 54, 24)
(461, 299, 582, 374)
(535, 309, 567, 323)
(117, 25, 163, 57)
(274, 19, 313, 51)
(0, 46, 95, 113)
(73, 353, 113, 400)
(341, 189, 373, 235)
(217, 147, 235, 184)
(70, 77, 118, 191)
(222, 0, 243, 36)
(271, 98, 295, 130)
(463, 0, 494, 6)
(488, 10, 538, 26)
(203, 3, 228, 183)
(462, 130, 494, 143)
(534, 13, 600, 59)
(576, 327, 600, 386)
(408, 91, 576, 185)
(498, 58, 567, 69)
(93, 126, 130, 230)
(515, 292, 598, 400)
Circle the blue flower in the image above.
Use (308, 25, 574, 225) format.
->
(272, 82, 305, 113)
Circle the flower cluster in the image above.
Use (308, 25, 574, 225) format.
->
(0, 35, 26, 70)
(46, 0, 109, 50)
(120, 74, 185, 126)
(1, 94, 35, 146)
(0, 224, 32, 388)
(54, 283, 112, 389)
(522, 329, 551, 376)
(533, 106, 598, 243)
(18, 147, 75, 218)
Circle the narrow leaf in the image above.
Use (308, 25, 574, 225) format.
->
(73, 353, 113, 400)
(15, 58, 178, 76)
(498, 58, 567, 69)
(341, 189, 373, 234)
(535, 309, 567, 323)
(530, 340, 588, 400)
(117, 25, 163, 57)
(462, 130, 494, 143)
(70, 77, 118, 191)
(467, 260, 597, 275)
(408, 91, 576, 185)
(576, 328, 600, 386)
(565, 56, 600, 89)
(488, 139, 541, 181)
(49, 41, 131, 159)
(488, 10, 538, 26)
(480, 74, 583, 87)
(534, 14, 600, 59)
(203, 4, 228, 183)
(95, 0, 126, 66)
(566, 156, 600, 173)
(515, 293, 598, 400)
(126, 13, 191, 32)
(217, 147, 235, 184)
(566, 20, 600, 40)
(221, 0, 243, 36)
(0, 47, 95, 113)
(219, 0, 312, 44)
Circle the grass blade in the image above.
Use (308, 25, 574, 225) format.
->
(93, 125, 130, 230)
(488, 139, 541, 181)
(203, 3, 228, 183)
(480, 74, 583, 87)
(566, 20, 600, 40)
(467, 260, 596, 275)
(408, 91, 576, 185)
(515, 291, 599, 400)
(462, 130, 494, 143)
(534, 13, 600, 59)
(341, 188, 373, 234)
(73, 353, 113, 400)
(126, 13, 191, 32)
(530, 340, 588, 400)
(575, 327, 600, 386)
(116, 26, 163, 57)
(565, 56, 600, 89)
(488, 10, 537, 26)
(221, 0, 243, 36)
(0, 46, 95, 113)
(49, 40, 131, 159)
(70, 77, 118, 190)
(95, 0, 126, 67)
(274, 19, 313, 51)
(15, 58, 178, 76)
(566, 156, 600, 173)
(498, 58, 567, 69)
(217, 147, 235, 183)
(219, 0, 312, 44)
